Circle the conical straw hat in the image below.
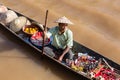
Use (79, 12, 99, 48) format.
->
(55, 16, 73, 24)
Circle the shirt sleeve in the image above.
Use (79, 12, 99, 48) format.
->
(66, 30, 73, 48)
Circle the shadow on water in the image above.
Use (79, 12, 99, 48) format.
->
(16, 41, 89, 80)
(0, 28, 16, 53)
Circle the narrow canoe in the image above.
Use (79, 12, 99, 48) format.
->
(0, 8, 120, 80)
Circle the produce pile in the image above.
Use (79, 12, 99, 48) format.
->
(0, 4, 51, 46)
(66, 53, 120, 80)
(23, 25, 39, 35)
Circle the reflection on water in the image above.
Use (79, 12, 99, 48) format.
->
(0, 0, 120, 80)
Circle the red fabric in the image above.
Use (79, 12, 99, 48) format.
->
(31, 32, 43, 39)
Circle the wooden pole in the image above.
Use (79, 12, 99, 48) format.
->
(42, 10, 48, 55)
(102, 58, 114, 71)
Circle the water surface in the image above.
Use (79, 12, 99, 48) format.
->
(0, 0, 120, 80)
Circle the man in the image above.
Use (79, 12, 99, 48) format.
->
(44, 16, 74, 62)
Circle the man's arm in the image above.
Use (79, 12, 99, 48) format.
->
(59, 30, 73, 61)
(58, 46, 70, 61)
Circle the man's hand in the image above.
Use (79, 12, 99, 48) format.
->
(58, 55, 64, 62)
(58, 46, 70, 62)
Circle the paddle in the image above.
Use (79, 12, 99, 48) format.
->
(102, 58, 114, 71)
(42, 10, 48, 55)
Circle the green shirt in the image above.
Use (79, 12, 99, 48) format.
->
(48, 26, 73, 49)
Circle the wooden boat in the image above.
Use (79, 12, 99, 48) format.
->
(0, 7, 120, 80)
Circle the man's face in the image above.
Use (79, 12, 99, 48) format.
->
(58, 23, 68, 31)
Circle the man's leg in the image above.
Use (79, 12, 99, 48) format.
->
(63, 49, 74, 62)
(68, 49, 74, 60)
